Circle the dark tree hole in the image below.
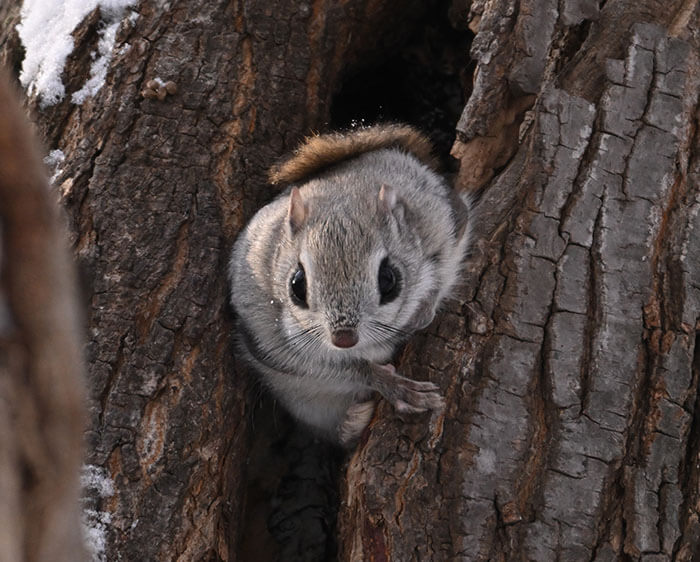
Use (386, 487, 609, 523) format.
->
(331, 1, 474, 170)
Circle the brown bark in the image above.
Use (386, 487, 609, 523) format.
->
(0, 78, 85, 560)
(1, 0, 699, 561)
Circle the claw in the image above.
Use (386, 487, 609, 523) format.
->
(369, 362, 445, 415)
(394, 400, 429, 414)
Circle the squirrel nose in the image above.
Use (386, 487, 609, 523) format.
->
(331, 328, 359, 348)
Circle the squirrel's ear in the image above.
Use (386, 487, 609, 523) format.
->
(378, 184, 397, 213)
(288, 187, 307, 233)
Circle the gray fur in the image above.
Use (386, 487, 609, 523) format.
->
(229, 144, 470, 446)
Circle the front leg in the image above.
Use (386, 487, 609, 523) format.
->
(337, 363, 444, 447)
(365, 363, 445, 414)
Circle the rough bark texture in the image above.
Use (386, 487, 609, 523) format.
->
(0, 78, 86, 561)
(2, 0, 699, 561)
(340, 1, 700, 561)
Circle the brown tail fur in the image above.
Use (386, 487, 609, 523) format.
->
(269, 123, 438, 185)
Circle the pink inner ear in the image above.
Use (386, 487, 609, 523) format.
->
(288, 186, 307, 230)
(378, 184, 396, 212)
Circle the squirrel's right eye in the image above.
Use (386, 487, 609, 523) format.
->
(378, 257, 401, 304)
(290, 264, 308, 308)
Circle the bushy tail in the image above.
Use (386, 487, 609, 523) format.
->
(269, 123, 438, 185)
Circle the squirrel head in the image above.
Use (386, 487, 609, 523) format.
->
(274, 182, 426, 360)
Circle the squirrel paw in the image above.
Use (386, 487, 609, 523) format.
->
(372, 363, 445, 414)
(339, 400, 376, 447)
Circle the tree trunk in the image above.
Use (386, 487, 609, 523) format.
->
(1, 0, 698, 560)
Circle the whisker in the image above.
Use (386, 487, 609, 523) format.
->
(364, 320, 410, 352)
(369, 320, 412, 339)
(292, 328, 323, 356)
(256, 324, 324, 366)
(287, 327, 328, 372)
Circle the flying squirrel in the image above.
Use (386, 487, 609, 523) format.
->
(228, 123, 471, 447)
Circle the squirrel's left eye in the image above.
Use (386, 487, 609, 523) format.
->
(378, 257, 401, 304)
(290, 264, 308, 308)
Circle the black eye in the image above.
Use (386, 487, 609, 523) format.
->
(290, 264, 308, 307)
(378, 257, 401, 304)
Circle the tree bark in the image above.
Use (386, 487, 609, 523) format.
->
(1, 0, 699, 561)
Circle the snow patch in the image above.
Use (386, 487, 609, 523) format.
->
(81, 464, 115, 562)
(43, 149, 65, 185)
(43, 148, 65, 167)
(71, 19, 120, 105)
(81, 464, 115, 497)
(82, 508, 112, 562)
(17, 0, 138, 107)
